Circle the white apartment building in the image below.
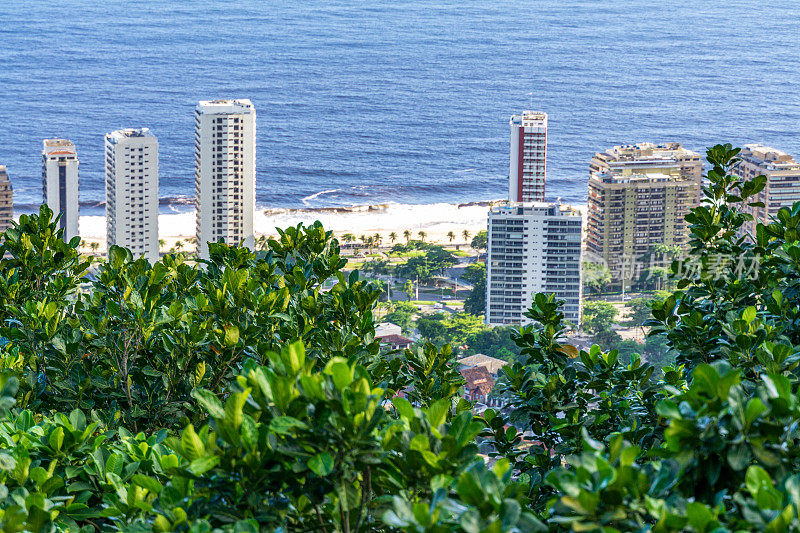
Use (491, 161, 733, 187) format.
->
(42, 139, 80, 241)
(486, 202, 583, 326)
(732, 144, 800, 236)
(194, 99, 256, 259)
(0, 165, 12, 232)
(105, 128, 159, 262)
(509, 111, 548, 203)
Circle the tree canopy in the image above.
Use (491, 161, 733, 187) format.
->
(470, 230, 487, 250)
(462, 262, 486, 316)
(4, 145, 800, 531)
(580, 299, 617, 334)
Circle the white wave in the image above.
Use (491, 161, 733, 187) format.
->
(300, 188, 342, 206)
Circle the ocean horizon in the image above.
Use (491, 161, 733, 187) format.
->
(1, 0, 799, 216)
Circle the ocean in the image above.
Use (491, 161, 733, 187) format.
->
(1, 0, 799, 224)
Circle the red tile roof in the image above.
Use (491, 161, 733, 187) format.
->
(377, 334, 413, 346)
(460, 366, 495, 397)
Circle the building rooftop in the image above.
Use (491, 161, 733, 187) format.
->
(376, 334, 413, 346)
(106, 128, 156, 143)
(490, 201, 581, 217)
(43, 139, 77, 157)
(595, 170, 684, 184)
(457, 354, 509, 376)
(375, 323, 403, 337)
(740, 144, 800, 171)
(598, 142, 699, 163)
(196, 99, 255, 115)
(460, 366, 495, 397)
(510, 110, 547, 127)
(43, 138, 75, 148)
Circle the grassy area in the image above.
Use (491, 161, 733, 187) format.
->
(409, 300, 437, 306)
(388, 251, 425, 258)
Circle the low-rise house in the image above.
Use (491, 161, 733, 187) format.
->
(456, 354, 509, 377)
(377, 333, 413, 351)
(460, 366, 495, 403)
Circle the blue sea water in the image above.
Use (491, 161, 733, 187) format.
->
(1, 0, 799, 215)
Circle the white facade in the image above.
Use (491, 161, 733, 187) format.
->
(42, 139, 80, 241)
(509, 111, 548, 203)
(194, 99, 256, 259)
(486, 202, 583, 326)
(105, 128, 159, 262)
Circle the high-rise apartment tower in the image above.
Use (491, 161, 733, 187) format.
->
(194, 99, 256, 259)
(509, 111, 548, 202)
(104, 128, 159, 262)
(732, 144, 800, 236)
(586, 143, 702, 285)
(42, 139, 80, 241)
(0, 165, 12, 232)
(486, 202, 583, 326)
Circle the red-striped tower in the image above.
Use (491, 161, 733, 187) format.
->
(508, 111, 547, 202)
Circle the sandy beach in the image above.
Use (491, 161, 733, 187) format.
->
(72, 200, 587, 255)
(73, 200, 533, 254)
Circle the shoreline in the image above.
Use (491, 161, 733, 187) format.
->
(31, 199, 586, 253)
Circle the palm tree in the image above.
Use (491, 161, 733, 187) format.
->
(175, 240, 184, 252)
(90, 242, 100, 255)
(342, 233, 355, 244)
(373, 233, 382, 247)
(366, 236, 375, 253)
(389, 232, 398, 243)
(418, 231, 427, 242)
(462, 229, 471, 243)
(158, 239, 166, 251)
(447, 231, 455, 243)
(359, 235, 367, 244)
(403, 230, 411, 242)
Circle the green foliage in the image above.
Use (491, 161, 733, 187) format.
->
(581, 299, 617, 334)
(461, 263, 486, 316)
(469, 231, 487, 251)
(0, 217, 381, 432)
(480, 293, 662, 516)
(383, 459, 545, 532)
(625, 296, 657, 330)
(0, 212, 518, 531)
(396, 246, 457, 283)
(360, 258, 390, 275)
(464, 326, 521, 362)
(383, 301, 418, 334)
(582, 261, 612, 295)
(8, 143, 800, 531)
(402, 279, 415, 300)
(539, 144, 800, 529)
(601, 336, 675, 369)
(417, 312, 487, 349)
